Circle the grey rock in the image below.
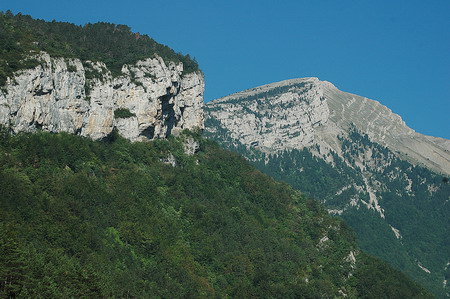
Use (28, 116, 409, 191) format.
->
(183, 137, 200, 155)
(0, 52, 204, 141)
(206, 77, 450, 175)
(204, 78, 450, 297)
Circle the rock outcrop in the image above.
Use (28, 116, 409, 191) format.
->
(208, 78, 329, 152)
(319, 80, 450, 176)
(0, 52, 204, 141)
(204, 77, 450, 298)
(206, 77, 450, 175)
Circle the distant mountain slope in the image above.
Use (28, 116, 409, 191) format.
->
(0, 130, 432, 298)
(205, 78, 450, 298)
(207, 78, 450, 175)
(320, 80, 450, 176)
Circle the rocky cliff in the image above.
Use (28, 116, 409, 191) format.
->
(0, 52, 204, 141)
(206, 77, 450, 175)
(208, 78, 329, 151)
(319, 80, 450, 176)
(205, 78, 450, 297)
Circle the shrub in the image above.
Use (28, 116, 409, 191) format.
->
(114, 108, 135, 119)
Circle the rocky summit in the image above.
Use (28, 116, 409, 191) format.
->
(0, 52, 204, 141)
(206, 77, 450, 176)
(205, 78, 450, 298)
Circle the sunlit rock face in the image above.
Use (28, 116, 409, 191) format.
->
(205, 77, 450, 175)
(206, 78, 329, 152)
(0, 52, 204, 141)
(205, 77, 450, 298)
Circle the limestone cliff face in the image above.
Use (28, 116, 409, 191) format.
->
(0, 52, 204, 141)
(205, 78, 450, 297)
(205, 78, 450, 175)
(207, 78, 329, 151)
(319, 80, 450, 176)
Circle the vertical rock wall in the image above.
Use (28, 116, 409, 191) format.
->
(0, 52, 204, 141)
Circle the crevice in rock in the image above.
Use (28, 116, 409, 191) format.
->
(102, 127, 120, 143)
(140, 125, 155, 139)
(160, 94, 175, 137)
(35, 122, 43, 130)
(33, 89, 52, 96)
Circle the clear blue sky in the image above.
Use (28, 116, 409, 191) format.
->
(1, 0, 449, 139)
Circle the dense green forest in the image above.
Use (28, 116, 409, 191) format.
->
(0, 129, 432, 298)
(204, 118, 450, 298)
(0, 11, 199, 86)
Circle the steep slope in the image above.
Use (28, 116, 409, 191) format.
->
(0, 130, 432, 298)
(320, 80, 450, 176)
(205, 78, 450, 298)
(207, 78, 450, 175)
(0, 12, 204, 141)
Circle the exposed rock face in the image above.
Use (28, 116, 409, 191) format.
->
(0, 52, 204, 141)
(204, 78, 450, 297)
(206, 78, 450, 175)
(208, 78, 329, 151)
(319, 80, 450, 176)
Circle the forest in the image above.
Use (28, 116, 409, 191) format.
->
(0, 11, 199, 86)
(203, 120, 450, 298)
(0, 128, 432, 298)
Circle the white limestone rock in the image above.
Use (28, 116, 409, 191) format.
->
(205, 77, 450, 175)
(0, 52, 204, 141)
(183, 137, 200, 156)
(207, 78, 329, 153)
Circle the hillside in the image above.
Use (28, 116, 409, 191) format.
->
(0, 12, 204, 142)
(205, 78, 450, 298)
(0, 129, 433, 298)
(0, 11, 199, 86)
(0, 11, 440, 298)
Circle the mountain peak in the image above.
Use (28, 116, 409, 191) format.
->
(214, 77, 320, 104)
(207, 77, 450, 175)
(205, 79, 450, 297)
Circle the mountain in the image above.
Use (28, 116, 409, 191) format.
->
(0, 130, 432, 298)
(205, 78, 450, 298)
(0, 11, 203, 141)
(206, 78, 450, 175)
(0, 12, 438, 298)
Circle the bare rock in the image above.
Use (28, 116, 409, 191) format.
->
(0, 52, 204, 141)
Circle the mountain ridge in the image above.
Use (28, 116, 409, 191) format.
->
(205, 78, 450, 298)
(0, 12, 445, 298)
(319, 79, 450, 176)
(207, 77, 450, 175)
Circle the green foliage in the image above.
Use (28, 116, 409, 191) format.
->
(353, 253, 432, 299)
(0, 225, 28, 298)
(0, 129, 431, 298)
(83, 61, 106, 80)
(114, 108, 136, 119)
(66, 63, 77, 72)
(0, 11, 199, 86)
(205, 123, 448, 298)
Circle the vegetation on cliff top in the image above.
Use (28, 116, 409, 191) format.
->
(0, 11, 199, 86)
(0, 128, 431, 298)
